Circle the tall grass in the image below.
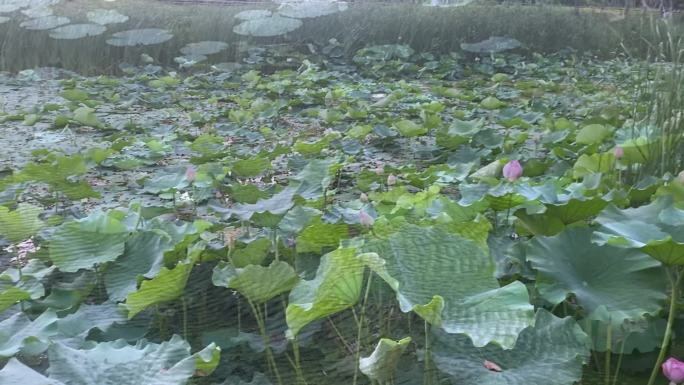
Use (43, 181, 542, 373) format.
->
(623, 17, 684, 180)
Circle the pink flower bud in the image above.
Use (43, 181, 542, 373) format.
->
(359, 210, 375, 227)
(663, 357, 684, 383)
(185, 166, 197, 182)
(614, 146, 624, 159)
(679, 170, 684, 184)
(360, 193, 369, 203)
(502, 160, 523, 182)
(387, 174, 397, 186)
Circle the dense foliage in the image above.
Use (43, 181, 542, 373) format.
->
(1, 34, 684, 385)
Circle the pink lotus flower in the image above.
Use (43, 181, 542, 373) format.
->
(663, 357, 684, 384)
(359, 210, 375, 227)
(185, 166, 197, 182)
(679, 170, 684, 184)
(387, 174, 397, 186)
(614, 146, 624, 159)
(360, 193, 369, 203)
(502, 160, 523, 182)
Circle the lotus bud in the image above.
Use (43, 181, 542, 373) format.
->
(679, 170, 684, 184)
(360, 193, 369, 203)
(387, 174, 397, 186)
(502, 160, 523, 182)
(359, 210, 375, 227)
(613, 146, 624, 159)
(663, 357, 684, 384)
(185, 166, 197, 182)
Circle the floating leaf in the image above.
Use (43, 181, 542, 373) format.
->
(106, 28, 173, 46)
(86, 9, 129, 25)
(461, 36, 522, 53)
(235, 9, 272, 20)
(527, 227, 666, 323)
(180, 41, 228, 56)
(0, 359, 63, 385)
(20, 15, 70, 30)
(49, 24, 107, 40)
(278, 1, 348, 18)
(432, 310, 590, 385)
(233, 15, 302, 37)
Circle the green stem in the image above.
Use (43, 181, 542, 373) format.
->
(605, 321, 612, 385)
(424, 320, 433, 385)
(181, 296, 188, 341)
(612, 336, 628, 385)
(353, 271, 373, 385)
(647, 268, 682, 385)
(249, 300, 283, 385)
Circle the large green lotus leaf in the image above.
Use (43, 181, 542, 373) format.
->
(212, 260, 299, 304)
(515, 197, 608, 236)
(432, 310, 590, 385)
(231, 187, 296, 221)
(572, 152, 615, 178)
(296, 218, 349, 254)
(125, 263, 192, 319)
(393, 119, 427, 137)
(0, 311, 58, 357)
(359, 337, 411, 383)
(46, 335, 219, 385)
(0, 358, 63, 385)
(575, 124, 612, 145)
(527, 227, 666, 323)
(0, 260, 54, 311)
(105, 231, 176, 301)
(362, 225, 533, 348)
(286, 248, 367, 337)
(290, 159, 335, 200)
(57, 302, 127, 338)
(593, 198, 684, 265)
(0, 203, 44, 242)
(49, 213, 129, 273)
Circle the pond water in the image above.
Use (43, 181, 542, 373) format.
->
(0, 1, 682, 385)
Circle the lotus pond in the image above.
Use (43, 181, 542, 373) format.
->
(2, 1, 684, 385)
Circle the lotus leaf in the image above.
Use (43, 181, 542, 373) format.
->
(527, 227, 666, 323)
(432, 310, 590, 385)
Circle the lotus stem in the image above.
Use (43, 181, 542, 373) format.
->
(181, 296, 188, 340)
(612, 336, 628, 385)
(605, 321, 612, 385)
(248, 299, 283, 385)
(647, 268, 682, 385)
(353, 271, 373, 385)
(424, 320, 433, 385)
